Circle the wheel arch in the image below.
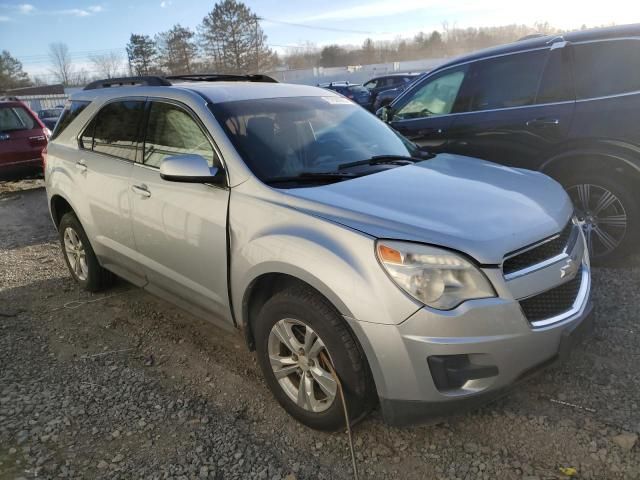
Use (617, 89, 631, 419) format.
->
(50, 193, 76, 230)
(540, 140, 640, 183)
(240, 271, 353, 351)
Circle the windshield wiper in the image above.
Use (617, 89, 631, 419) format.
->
(263, 172, 359, 185)
(338, 154, 424, 171)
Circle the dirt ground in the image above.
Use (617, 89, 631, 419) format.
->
(1, 177, 639, 479)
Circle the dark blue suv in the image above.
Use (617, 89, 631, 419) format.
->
(379, 24, 640, 263)
(319, 82, 371, 108)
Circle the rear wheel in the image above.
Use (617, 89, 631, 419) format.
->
(254, 285, 375, 431)
(561, 172, 640, 263)
(59, 212, 113, 292)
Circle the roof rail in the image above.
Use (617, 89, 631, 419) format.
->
(516, 33, 547, 41)
(84, 76, 171, 90)
(165, 73, 278, 83)
(83, 73, 279, 91)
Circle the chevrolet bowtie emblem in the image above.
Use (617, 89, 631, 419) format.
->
(560, 257, 579, 279)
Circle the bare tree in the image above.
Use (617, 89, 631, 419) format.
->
(90, 51, 123, 79)
(48, 42, 73, 86)
(70, 69, 91, 87)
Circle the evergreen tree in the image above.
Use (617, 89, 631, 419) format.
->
(126, 34, 157, 76)
(198, 0, 276, 74)
(0, 50, 31, 91)
(156, 24, 198, 75)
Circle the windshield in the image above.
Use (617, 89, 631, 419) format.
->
(209, 96, 415, 182)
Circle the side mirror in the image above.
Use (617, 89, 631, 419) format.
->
(159, 154, 224, 184)
(376, 105, 392, 123)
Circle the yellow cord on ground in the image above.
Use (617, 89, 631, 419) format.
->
(320, 351, 359, 480)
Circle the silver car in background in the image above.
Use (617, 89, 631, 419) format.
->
(45, 75, 592, 430)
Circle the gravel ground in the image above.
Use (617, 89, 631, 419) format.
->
(1, 177, 639, 480)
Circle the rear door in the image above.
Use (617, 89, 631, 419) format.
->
(388, 65, 468, 150)
(129, 99, 231, 320)
(76, 98, 146, 285)
(0, 104, 46, 168)
(446, 46, 575, 169)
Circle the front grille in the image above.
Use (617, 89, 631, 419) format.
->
(503, 221, 574, 275)
(519, 268, 583, 323)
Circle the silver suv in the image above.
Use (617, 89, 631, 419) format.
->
(45, 75, 593, 430)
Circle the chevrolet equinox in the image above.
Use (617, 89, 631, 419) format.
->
(45, 74, 593, 430)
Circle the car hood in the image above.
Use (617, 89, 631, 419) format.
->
(283, 154, 573, 265)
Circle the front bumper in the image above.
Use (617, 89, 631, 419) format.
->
(346, 226, 592, 426)
(375, 301, 594, 426)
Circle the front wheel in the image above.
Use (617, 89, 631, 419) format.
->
(254, 285, 375, 431)
(561, 172, 640, 264)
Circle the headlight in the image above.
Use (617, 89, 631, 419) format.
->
(376, 240, 495, 310)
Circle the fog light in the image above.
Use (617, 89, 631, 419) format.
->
(428, 355, 498, 391)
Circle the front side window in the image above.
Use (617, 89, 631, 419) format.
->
(459, 49, 548, 112)
(364, 79, 377, 90)
(573, 40, 640, 99)
(89, 100, 144, 161)
(393, 67, 467, 120)
(143, 102, 218, 168)
(209, 96, 414, 182)
(0, 106, 36, 132)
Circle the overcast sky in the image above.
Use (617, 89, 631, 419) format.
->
(1, 0, 640, 79)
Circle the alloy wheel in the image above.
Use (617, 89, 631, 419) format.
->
(63, 227, 89, 281)
(267, 318, 337, 413)
(567, 183, 627, 258)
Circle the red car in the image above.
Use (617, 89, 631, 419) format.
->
(0, 100, 49, 175)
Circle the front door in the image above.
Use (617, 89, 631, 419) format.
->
(446, 46, 575, 169)
(129, 100, 231, 320)
(388, 65, 469, 151)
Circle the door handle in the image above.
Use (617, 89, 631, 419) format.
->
(526, 118, 560, 128)
(418, 128, 443, 135)
(75, 160, 87, 172)
(131, 184, 151, 198)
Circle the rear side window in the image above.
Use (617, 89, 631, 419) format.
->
(459, 49, 548, 111)
(573, 40, 640, 99)
(83, 100, 144, 161)
(536, 47, 575, 104)
(52, 100, 90, 140)
(143, 101, 218, 168)
(0, 106, 36, 132)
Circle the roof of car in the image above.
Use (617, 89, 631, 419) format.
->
(368, 73, 422, 80)
(71, 81, 339, 104)
(434, 23, 640, 71)
(318, 81, 360, 87)
(0, 100, 27, 108)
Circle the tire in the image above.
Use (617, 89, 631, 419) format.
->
(58, 212, 113, 292)
(254, 285, 375, 431)
(559, 171, 640, 264)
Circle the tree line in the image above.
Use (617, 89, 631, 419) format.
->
(287, 22, 565, 69)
